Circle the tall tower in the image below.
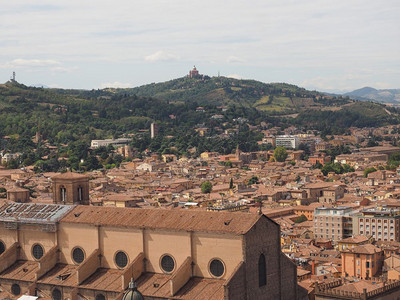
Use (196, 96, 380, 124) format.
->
(235, 145, 241, 161)
(52, 172, 90, 205)
(150, 123, 159, 139)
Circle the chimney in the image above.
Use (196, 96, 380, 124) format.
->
(311, 260, 315, 275)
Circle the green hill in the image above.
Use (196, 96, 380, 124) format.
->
(0, 78, 399, 172)
(115, 76, 356, 114)
(114, 76, 400, 128)
(0, 79, 398, 149)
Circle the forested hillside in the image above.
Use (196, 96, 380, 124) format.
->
(119, 76, 348, 114)
(0, 78, 399, 172)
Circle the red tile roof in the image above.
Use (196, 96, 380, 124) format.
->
(60, 206, 261, 235)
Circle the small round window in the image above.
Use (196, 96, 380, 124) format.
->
(115, 251, 128, 269)
(209, 259, 225, 277)
(0, 240, 5, 255)
(32, 244, 44, 260)
(11, 283, 21, 295)
(96, 294, 106, 300)
(52, 288, 62, 300)
(160, 254, 175, 273)
(72, 247, 85, 264)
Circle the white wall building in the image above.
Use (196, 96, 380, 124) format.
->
(276, 135, 299, 149)
(90, 138, 131, 149)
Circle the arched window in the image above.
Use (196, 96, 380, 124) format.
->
(78, 186, 83, 202)
(60, 187, 66, 203)
(258, 253, 266, 287)
(96, 294, 106, 300)
(52, 288, 62, 300)
(11, 284, 21, 296)
(0, 240, 5, 255)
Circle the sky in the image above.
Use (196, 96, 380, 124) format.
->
(0, 0, 399, 92)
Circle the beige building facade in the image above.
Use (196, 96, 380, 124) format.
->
(0, 202, 305, 300)
(352, 207, 400, 242)
(313, 206, 354, 243)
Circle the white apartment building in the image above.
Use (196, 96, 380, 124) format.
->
(352, 207, 400, 242)
(90, 138, 131, 149)
(314, 206, 354, 243)
(276, 135, 299, 149)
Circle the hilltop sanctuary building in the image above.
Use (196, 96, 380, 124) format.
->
(0, 202, 305, 300)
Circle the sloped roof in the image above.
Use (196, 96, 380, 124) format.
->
(339, 235, 369, 244)
(60, 206, 261, 235)
(7, 186, 30, 192)
(343, 243, 381, 255)
(52, 172, 88, 180)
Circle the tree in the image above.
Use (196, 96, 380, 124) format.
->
(294, 214, 308, 223)
(364, 167, 377, 178)
(83, 154, 101, 171)
(248, 176, 259, 185)
(367, 139, 379, 147)
(298, 143, 311, 155)
(274, 146, 287, 162)
(201, 181, 212, 194)
(5, 158, 19, 169)
(389, 151, 400, 162)
(229, 178, 234, 189)
(225, 161, 233, 168)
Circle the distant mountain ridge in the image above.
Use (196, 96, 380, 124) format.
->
(344, 87, 400, 104)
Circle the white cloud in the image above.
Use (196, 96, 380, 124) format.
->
(50, 66, 79, 73)
(144, 51, 179, 62)
(227, 74, 243, 80)
(227, 56, 246, 63)
(2, 59, 61, 68)
(99, 82, 132, 89)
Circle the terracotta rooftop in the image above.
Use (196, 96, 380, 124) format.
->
(37, 263, 78, 287)
(339, 235, 370, 244)
(304, 182, 342, 189)
(297, 268, 311, 277)
(343, 244, 381, 255)
(79, 268, 123, 292)
(60, 206, 261, 235)
(52, 172, 88, 180)
(0, 260, 38, 282)
(6, 186, 30, 192)
(333, 280, 384, 294)
(137, 273, 224, 300)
